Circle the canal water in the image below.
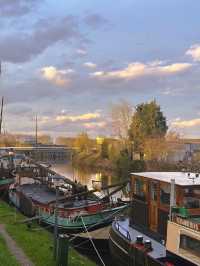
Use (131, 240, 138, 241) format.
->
(52, 162, 125, 196)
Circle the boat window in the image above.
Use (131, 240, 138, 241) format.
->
(180, 234, 200, 258)
(134, 178, 145, 200)
(160, 183, 170, 205)
(183, 187, 200, 208)
(151, 182, 157, 201)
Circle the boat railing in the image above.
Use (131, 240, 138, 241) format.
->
(172, 213, 200, 232)
(115, 220, 131, 241)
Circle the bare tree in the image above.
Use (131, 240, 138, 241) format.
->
(111, 100, 133, 140)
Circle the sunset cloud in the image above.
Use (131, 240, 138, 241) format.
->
(90, 62, 192, 81)
(55, 112, 101, 122)
(41, 66, 72, 87)
(186, 44, 200, 61)
(171, 118, 200, 128)
(83, 121, 106, 129)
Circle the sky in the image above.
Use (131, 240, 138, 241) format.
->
(0, 0, 200, 138)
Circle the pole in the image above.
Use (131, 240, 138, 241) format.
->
(35, 114, 38, 146)
(54, 185, 59, 259)
(0, 96, 4, 135)
(56, 234, 69, 266)
(169, 179, 176, 221)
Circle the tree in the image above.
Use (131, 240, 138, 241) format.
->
(111, 100, 133, 140)
(74, 132, 92, 153)
(129, 100, 168, 158)
(101, 139, 109, 159)
(38, 135, 52, 145)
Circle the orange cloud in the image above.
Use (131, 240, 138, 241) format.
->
(56, 112, 101, 122)
(90, 62, 192, 80)
(83, 121, 106, 129)
(41, 66, 72, 87)
(171, 118, 200, 128)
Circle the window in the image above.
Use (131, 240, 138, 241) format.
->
(183, 187, 200, 208)
(151, 182, 158, 201)
(160, 183, 170, 205)
(180, 235, 200, 258)
(134, 178, 145, 200)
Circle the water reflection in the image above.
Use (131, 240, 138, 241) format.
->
(52, 162, 115, 190)
(52, 162, 128, 200)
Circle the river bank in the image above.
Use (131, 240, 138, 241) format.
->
(72, 150, 146, 180)
(0, 201, 96, 266)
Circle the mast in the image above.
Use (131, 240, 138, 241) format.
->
(0, 96, 4, 135)
(0, 62, 4, 135)
(35, 114, 38, 146)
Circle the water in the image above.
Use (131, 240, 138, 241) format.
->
(52, 162, 124, 265)
(52, 162, 119, 190)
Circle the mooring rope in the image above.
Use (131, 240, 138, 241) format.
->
(69, 205, 127, 243)
(81, 216, 105, 266)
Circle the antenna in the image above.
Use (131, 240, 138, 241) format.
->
(188, 173, 200, 184)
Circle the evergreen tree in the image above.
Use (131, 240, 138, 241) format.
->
(129, 100, 168, 158)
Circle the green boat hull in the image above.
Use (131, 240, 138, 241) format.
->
(0, 178, 14, 189)
(38, 205, 127, 231)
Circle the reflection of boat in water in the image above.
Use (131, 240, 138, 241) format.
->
(9, 174, 128, 232)
(109, 172, 200, 266)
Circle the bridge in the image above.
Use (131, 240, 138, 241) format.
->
(0, 145, 73, 163)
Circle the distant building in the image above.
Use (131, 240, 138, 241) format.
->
(166, 139, 200, 162)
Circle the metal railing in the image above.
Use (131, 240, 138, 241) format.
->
(115, 220, 131, 241)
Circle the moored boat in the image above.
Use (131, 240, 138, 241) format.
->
(0, 153, 15, 192)
(9, 175, 128, 232)
(109, 172, 200, 266)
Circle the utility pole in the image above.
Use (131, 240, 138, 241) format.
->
(0, 61, 4, 135)
(35, 114, 38, 146)
(0, 96, 4, 135)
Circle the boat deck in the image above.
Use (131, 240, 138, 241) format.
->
(17, 184, 57, 204)
(114, 218, 166, 259)
(16, 183, 100, 208)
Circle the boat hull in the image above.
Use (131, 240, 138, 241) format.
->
(109, 220, 198, 266)
(38, 205, 127, 232)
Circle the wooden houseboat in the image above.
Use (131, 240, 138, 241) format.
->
(109, 172, 200, 266)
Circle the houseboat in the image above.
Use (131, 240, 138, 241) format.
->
(9, 175, 128, 232)
(0, 154, 15, 191)
(109, 172, 200, 266)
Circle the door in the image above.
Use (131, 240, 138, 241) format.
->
(149, 181, 158, 232)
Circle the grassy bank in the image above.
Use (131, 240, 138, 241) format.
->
(0, 235, 20, 266)
(0, 201, 96, 266)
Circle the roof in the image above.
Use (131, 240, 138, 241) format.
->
(131, 172, 200, 186)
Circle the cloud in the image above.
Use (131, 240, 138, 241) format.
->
(76, 49, 87, 56)
(84, 14, 109, 29)
(0, 0, 39, 17)
(186, 44, 200, 62)
(83, 121, 107, 129)
(83, 62, 97, 68)
(55, 112, 101, 122)
(41, 66, 72, 87)
(171, 118, 200, 128)
(0, 16, 83, 63)
(90, 61, 192, 81)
